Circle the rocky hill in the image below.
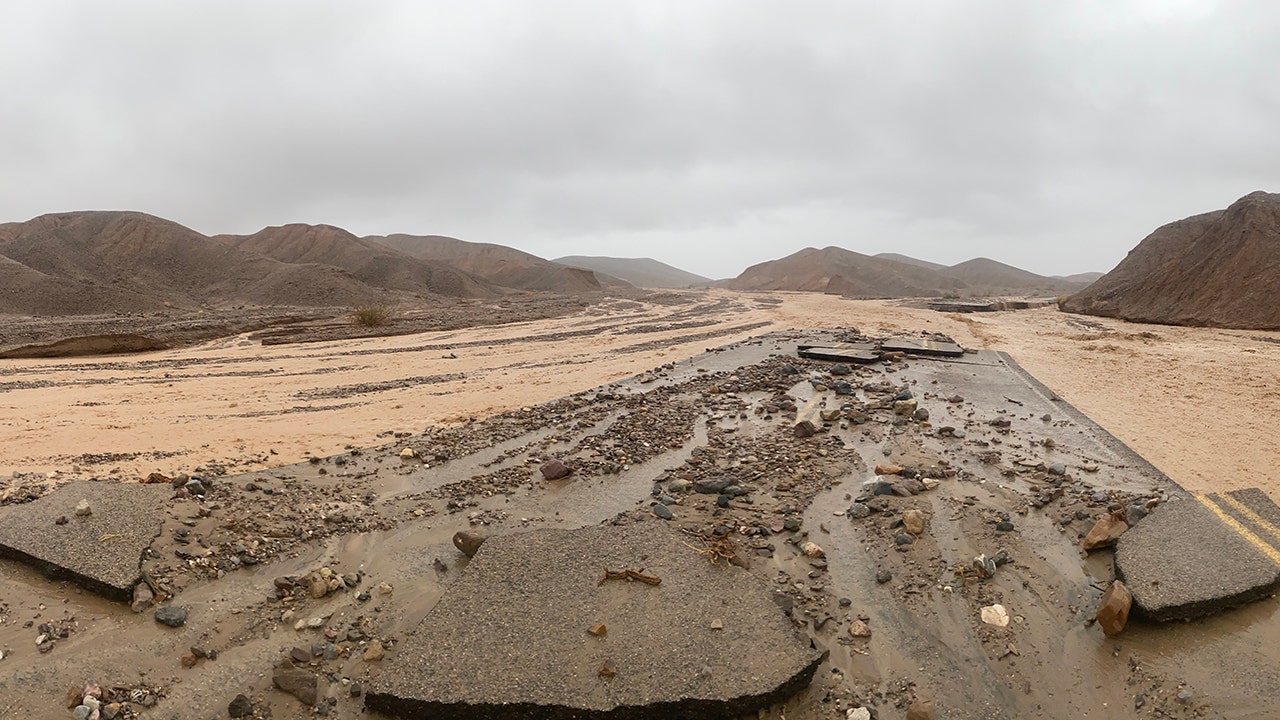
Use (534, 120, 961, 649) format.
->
(372, 235, 608, 294)
(728, 247, 966, 296)
(946, 257, 1084, 294)
(215, 224, 496, 298)
(873, 253, 947, 272)
(0, 211, 394, 315)
(730, 246, 1093, 298)
(1062, 191, 1280, 328)
(553, 255, 710, 289)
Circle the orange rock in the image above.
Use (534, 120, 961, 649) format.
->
(1083, 513, 1129, 550)
(1096, 580, 1133, 636)
(875, 463, 903, 476)
(907, 698, 936, 720)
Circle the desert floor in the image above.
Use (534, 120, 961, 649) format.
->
(2, 289, 1277, 498)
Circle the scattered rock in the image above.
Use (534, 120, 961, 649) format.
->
(1126, 504, 1149, 527)
(1095, 580, 1133, 637)
(693, 477, 734, 494)
(995, 520, 1015, 532)
(74, 499, 92, 517)
(228, 694, 254, 718)
(154, 606, 188, 628)
(907, 698, 936, 720)
(598, 659, 618, 678)
(830, 363, 851, 376)
(848, 619, 872, 638)
(902, 509, 927, 536)
(913, 407, 930, 422)
(1048, 462, 1066, 476)
(847, 709, 872, 720)
(1176, 688, 1194, 705)
(651, 503, 674, 520)
(364, 639, 385, 661)
(540, 458, 571, 480)
(273, 665, 319, 705)
(801, 541, 825, 558)
(1083, 513, 1129, 550)
(399, 447, 416, 460)
(894, 398, 918, 416)
(588, 624, 607, 636)
(847, 502, 872, 519)
(452, 531, 486, 557)
(894, 532, 914, 546)
(874, 463, 903, 476)
(980, 604, 1010, 627)
(131, 582, 153, 613)
(875, 569, 892, 584)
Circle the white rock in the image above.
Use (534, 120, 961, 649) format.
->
(399, 448, 416, 460)
(980, 603, 1010, 627)
(847, 708, 872, 720)
(801, 541, 825, 558)
(74, 499, 92, 516)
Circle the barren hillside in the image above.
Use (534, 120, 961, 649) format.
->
(553, 255, 710, 288)
(1062, 191, 1280, 329)
(216, 224, 497, 298)
(0, 211, 393, 314)
(373, 234, 607, 294)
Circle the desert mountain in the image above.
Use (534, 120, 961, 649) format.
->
(873, 253, 947, 272)
(215, 224, 496, 298)
(553, 255, 711, 289)
(1062, 191, 1280, 329)
(728, 247, 966, 297)
(0, 211, 397, 315)
(945, 257, 1084, 294)
(372, 234, 608, 294)
(1055, 271, 1104, 284)
(729, 247, 1092, 298)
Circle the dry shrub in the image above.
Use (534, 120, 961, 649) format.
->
(351, 304, 394, 327)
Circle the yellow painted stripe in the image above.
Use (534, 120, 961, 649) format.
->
(1215, 493, 1280, 548)
(1195, 495, 1280, 567)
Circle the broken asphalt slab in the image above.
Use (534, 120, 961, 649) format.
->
(0, 480, 170, 602)
(366, 523, 823, 720)
(1115, 489, 1280, 621)
(879, 336, 965, 357)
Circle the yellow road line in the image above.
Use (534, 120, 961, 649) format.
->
(1215, 493, 1280, 548)
(1195, 495, 1280, 566)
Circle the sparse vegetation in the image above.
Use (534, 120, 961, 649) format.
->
(351, 304, 394, 327)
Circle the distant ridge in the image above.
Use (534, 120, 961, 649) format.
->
(0, 211, 395, 315)
(553, 255, 711, 289)
(216, 224, 497, 298)
(1062, 191, 1280, 329)
(873, 253, 947, 272)
(372, 234, 610, 294)
(729, 247, 965, 296)
(728, 246, 1092, 297)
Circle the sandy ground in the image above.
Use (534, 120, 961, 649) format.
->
(2, 289, 1278, 497)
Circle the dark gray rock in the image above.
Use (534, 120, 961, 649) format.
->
(847, 503, 871, 519)
(693, 477, 734, 494)
(829, 363, 852, 376)
(1047, 463, 1067, 476)
(651, 503, 674, 520)
(228, 694, 254, 718)
(154, 606, 188, 628)
(1126, 504, 1149, 526)
(365, 524, 822, 720)
(541, 459, 572, 480)
(273, 665, 319, 705)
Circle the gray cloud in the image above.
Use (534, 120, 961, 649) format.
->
(2, 0, 1276, 279)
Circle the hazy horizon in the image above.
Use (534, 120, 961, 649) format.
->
(3, 1, 1274, 280)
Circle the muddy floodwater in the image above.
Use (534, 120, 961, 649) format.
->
(3, 291, 1280, 719)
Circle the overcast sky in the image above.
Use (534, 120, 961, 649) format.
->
(2, 1, 1275, 279)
